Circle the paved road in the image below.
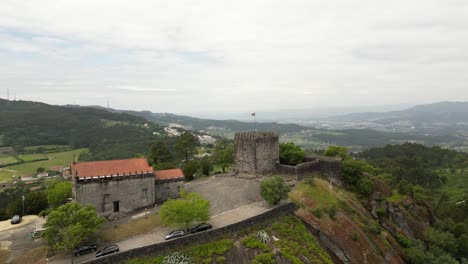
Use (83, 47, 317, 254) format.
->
(0, 215, 47, 263)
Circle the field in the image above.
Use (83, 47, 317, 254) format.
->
(0, 148, 87, 182)
(0, 154, 19, 166)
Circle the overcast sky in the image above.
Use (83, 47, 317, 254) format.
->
(1, 1, 467, 116)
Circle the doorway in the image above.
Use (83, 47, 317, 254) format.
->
(113, 201, 119, 212)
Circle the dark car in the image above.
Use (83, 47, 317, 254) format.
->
(190, 223, 212, 233)
(165, 230, 185, 240)
(95, 245, 119, 258)
(74, 244, 97, 256)
(11, 215, 21, 224)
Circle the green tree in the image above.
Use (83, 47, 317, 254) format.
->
(341, 159, 377, 185)
(200, 158, 213, 176)
(175, 132, 199, 163)
(324, 145, 349, 160)
(260, 176, 290, 205)
(279, 142, 305, 165)
(36, 167, 46, 173)
(214, 140, 234, 173)
(159, 190, 210, 231)
(150, 141, 173, 165)
(44, 202, 105, 264)
(182, 160, 200, 181)
(25, 191, 48, 215)
(356, 177, 375, 196)
(48, 181, 72, 208)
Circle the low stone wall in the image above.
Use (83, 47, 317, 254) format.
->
(276, 156, 341, 181)
(82, 202, 297, 264)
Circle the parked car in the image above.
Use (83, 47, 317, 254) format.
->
(11, 215, 21, 224)
(190, 223, 212, 233)
(74, 244, 97, 256)
(165, 230, 185, 240)
(96, 245, 119, 258)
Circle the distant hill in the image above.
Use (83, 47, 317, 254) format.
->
(0, 99, 163, 160)
(91, 106, 458, 151)
(334, 102, 468, 123)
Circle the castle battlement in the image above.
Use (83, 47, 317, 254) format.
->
(234, 131, 279, 140)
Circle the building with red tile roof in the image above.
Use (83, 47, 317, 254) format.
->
(154, 168, 184, 181)
(72, 158, 155, 216)
(154, 168, 185, 202)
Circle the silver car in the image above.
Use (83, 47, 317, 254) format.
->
(164, 230, 185, 240)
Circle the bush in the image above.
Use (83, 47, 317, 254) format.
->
(395, 234, 411, 248)
(162, 252, 193, 264)
(279, 142, 305, 165)
(241, 236, 270, 252)
(324, 145, 348, 160)
(256, 231, 271, 243)
(260, 176, 290, 205)
(366, 221, 381, 234)
(350, 232, 359, 241)
(376, 208, 386, 218)
(182, 160, 200, 181)
(199, 158, 213, 176)
(313, 209, 323, 218)
(341, 159, 377, 185)
(215, 256, 226, 264)
(357, 177, 375, 196)
(252, 253, 276, 264)
(327, 205, 337, 220)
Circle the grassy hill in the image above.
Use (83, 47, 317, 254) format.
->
(0, 99, 164, 161)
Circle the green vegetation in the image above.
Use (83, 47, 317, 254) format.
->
(175, 132, 199, 163)
(44, 202, 105, 262)
(212, 139, 234, 173)
(47, 181, 72, 208)
(0, 99, 164, 161)
(241, 236, 270, 251)
(324, 145, 349, 159)
(289, 178, 340, 211)
(260, 176, 290, 205)
(279, 142, 305, 165)
(159, 190, 210, 231)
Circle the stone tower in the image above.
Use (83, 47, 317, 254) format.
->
(234, 131, 279, 174)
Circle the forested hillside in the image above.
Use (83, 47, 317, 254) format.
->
(0, 99, 164, 160)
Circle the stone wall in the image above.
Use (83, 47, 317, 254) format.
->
(234, 131, 279, 174)
(155, 179, 184, 203)
(82, 202, 297, 264)
(74, 175, 155, 216)
(276, 155, 341, 181)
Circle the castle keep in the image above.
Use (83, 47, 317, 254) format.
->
(234, 131, 279, 174)
(234, 131, 341, 179)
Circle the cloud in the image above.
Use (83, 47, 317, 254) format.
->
(0, 0, 467, 113)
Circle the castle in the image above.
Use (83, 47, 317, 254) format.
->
(234, 131, 341, 180)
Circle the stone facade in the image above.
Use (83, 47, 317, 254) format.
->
(72, 158, 156, 216)
(74, 174, 155, 216)
(234, 131, 279, 174)
(155, 179, 184, 203)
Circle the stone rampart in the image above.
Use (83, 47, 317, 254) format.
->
(276, 155, 341, 181)
(82, 202, 296, 264)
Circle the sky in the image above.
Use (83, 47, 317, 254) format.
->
(1, 0, 468, 116)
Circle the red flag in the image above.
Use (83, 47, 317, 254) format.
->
(251, 112, 256, 117)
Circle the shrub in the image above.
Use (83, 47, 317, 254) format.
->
(350, 232, 359, 241)
(313, 209, 323, 218)
(376, 208, 386, 218)
(182, 160, 200, 181)
(279, 142, 305, 165)
(241, 236, 270, 252)
(327, 205, 337, 220)
(252, 253, 276, 264)
(324, 145, 348, 160)
(260, 176, 290, 205)
(395, 234, 411, 248)
(357, 177, 375, 196)
(215, 256, 226, 264)
(366, 221, 381, 234)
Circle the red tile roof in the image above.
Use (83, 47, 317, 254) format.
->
(155, 168, 184, 181)
(72, 158, 153, 179)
